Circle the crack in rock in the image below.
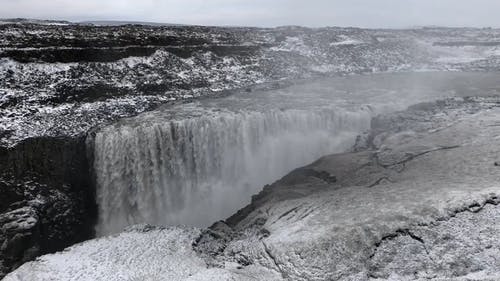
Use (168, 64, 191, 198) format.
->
(381, 145, 461, 169)
(367, 176, 394, 188)
(276, 206, 301, 221)
(367, 196, 500, 279)
(369, 229, 427, 260)
(262, 241, 288, 279)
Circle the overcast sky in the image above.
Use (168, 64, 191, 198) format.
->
(1, 0, 500, 28)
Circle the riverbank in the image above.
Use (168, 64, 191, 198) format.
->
(3, 22, 500, 278)
(6, 96, 500, 280)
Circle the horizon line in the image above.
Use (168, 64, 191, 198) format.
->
(1, 17, 499, 30)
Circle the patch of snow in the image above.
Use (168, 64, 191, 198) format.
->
(270, 36, 315, 57)
(5, 226, 279, 281)
(330, 35, 364, 46)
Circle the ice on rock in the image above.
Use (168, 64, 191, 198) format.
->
(3, 25, 500, 146)
(6, 98, 500, 281)
(3, 23, 500, 280)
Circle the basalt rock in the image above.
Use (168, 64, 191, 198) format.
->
(0, 135, 96, 278)
(6, 97, 500, 281)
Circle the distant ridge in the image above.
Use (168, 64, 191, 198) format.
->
(0, 18, 70, 25)
(0, 18, 185, 27)
(79, 20, 186, 27)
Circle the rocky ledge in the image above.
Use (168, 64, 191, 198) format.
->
(3, 24, 500, 277)
(2, 24, 500, 147)
(0, 136, 96, 277)
(5, 96, 500, 281)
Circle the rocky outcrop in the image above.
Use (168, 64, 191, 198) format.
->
(1, 25, 499, 276)
(6, 97, 500, 280)
(217, 97, 500, 280)
(367, 199, 500, 280)
(3, 24, 500, 147)
(0, 136, 95, 278)
(2, 21, 500, 280)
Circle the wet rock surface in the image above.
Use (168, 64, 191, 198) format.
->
(2, 22, 500, 279)
(5, 97, 500, 280)
(0, 136, 95, 278)
(2, 24, 500, 147)
(0, 179, 90, 277)
(218, 97, 500, 281)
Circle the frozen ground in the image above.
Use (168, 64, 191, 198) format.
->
(90, 71, 500, 235)
(5, 97, 500, 281)
(2, 22, 500, 279)
(2, 24, 500, 146)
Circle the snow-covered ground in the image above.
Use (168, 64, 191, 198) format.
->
(1, 24, 500, 147)
(6, 97, 500, 281)
(3, 23, 500, 280)
(90, 71, 500, 236)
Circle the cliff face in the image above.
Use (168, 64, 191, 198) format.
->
(5, 97, 500, 280)
(219, 97, 500, 280)
(2, 23, 500, 278)
(0, 136, 96, 277)
(2, 24, 500, 147)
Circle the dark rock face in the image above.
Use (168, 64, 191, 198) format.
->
(3, 24, 500, 147)
(0, 47, 159, 63)
(1, 22, 500, 278)
(218, 98, 500, 280)
(0, 136, 95, 278)
(3, 97, 500, 280)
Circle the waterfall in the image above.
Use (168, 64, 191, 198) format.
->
(93, 105, 374, 235)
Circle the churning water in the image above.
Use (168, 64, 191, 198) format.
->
(92, 72, 500, 235)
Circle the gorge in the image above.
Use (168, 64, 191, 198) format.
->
(1, 22, 500, 280)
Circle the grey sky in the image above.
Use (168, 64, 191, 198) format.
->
(1, 0, 500, 28)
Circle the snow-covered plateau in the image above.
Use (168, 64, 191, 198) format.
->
(1, 24, 500, 147)
(2, 22, 500, 280)
(5, 97, 500, 280)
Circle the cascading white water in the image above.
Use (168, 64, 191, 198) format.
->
(93, 71, 474, 236)
(93, 104, 374, 235)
